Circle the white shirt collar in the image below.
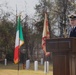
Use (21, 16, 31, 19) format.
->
(72, 26, 76, 28)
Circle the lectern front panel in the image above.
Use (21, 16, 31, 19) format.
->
(53, 53, 69, 75)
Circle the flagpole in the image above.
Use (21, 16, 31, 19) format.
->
(43, 13, 50, 74)
(45, 12, 50, 75)
(44, 0, 48, 72)
(16, 4, 20, 74)
(16, 5, 17, 27)
(45, 0, 48, 74)
(17, 17, 21, 75)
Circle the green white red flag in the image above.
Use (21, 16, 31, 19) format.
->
(42, 13, 50, 56)
(14, 16, 24, 64)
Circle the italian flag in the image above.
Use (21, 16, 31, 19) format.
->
(14, 16, 24, 64)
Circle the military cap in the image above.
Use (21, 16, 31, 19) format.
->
(69, 15, 76, 19)
(69, 11, 76, 19)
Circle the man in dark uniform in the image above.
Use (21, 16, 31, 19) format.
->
(69, 13, 76, 37)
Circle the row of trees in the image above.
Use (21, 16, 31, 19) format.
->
(0, 0, 76, 62)
(34, 0, 76, 37)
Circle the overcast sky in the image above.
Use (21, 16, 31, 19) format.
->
(0, 0, 39, 17)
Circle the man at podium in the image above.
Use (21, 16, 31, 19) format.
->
(69, 11, 76, 37)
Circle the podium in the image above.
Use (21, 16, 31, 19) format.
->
(46, 38, 76, 75)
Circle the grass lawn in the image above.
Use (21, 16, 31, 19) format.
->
(0, 62, 53, 75)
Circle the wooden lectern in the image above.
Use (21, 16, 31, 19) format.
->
(46, 38, 76, 75)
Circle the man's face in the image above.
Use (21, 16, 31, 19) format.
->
(69, 19, 76, 26)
